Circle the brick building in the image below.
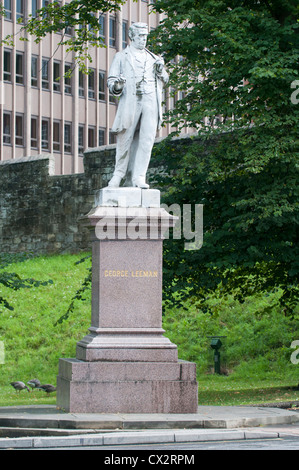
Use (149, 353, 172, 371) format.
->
(0, 0, 170, 174)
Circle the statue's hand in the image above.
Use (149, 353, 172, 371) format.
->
(155, 59, 164, 75)
(114, 76, 126, 92)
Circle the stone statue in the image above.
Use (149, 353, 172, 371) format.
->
(107, 22, 169, 189)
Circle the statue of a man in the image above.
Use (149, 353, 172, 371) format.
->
(107, 22, 169, 189)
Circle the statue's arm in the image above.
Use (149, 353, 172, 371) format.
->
(155, 58, 169, 85)
(107, 53, 126, 96)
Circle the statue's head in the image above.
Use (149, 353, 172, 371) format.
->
(129, 22, 148, 50)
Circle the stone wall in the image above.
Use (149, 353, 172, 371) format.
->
(0, 145, 116, 254)
(0, 133, 204, 255)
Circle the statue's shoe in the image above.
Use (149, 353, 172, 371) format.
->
(108, 175, 122, 187)
(132, 178, 149, 189)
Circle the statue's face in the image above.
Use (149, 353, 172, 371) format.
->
(132, 28, 148, 50)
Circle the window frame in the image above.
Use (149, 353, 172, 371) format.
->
(41, 118, 50, 150)
(53, 61, 61, 92)
(16, 0, 24, 22)
(42, 58, 50, 90)
(3, 112, 11, 144)
(64, 63, 72, 94)
(31, 116, 38, 149)
(78, 125, 84, 155)
(15, 114, 24, 146)
(4, 50, 12, 82)
(98, 128, 105, 147)
(53, 120, 61, 152)
(99, 70, 106, 101)
(4, 0, 12, 20)
(88, 126, 95, 148)
(31, 55, 38, 87)
(88, 68, 95, 99)
(78, 70, 85, 97)
(64, 122, 72, 153)
(109, 17, 116, 48)
(16, 52, 24, 85)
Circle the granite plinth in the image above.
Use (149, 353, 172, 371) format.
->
(76, 328, 178, 362)
(57, 199, 198, 414)
(57, 359, 198, 414)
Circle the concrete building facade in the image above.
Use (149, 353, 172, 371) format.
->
(0, 0, 169, 174)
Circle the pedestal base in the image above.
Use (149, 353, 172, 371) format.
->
(57, 195, 198, 414)
(57, 358, 198, 413)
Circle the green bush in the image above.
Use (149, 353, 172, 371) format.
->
(163, 288, 299, 380)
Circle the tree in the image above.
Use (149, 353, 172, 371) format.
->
(148, 0, 299, 314)
(2, 0, 128, 72)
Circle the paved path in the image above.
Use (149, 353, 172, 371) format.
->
(0, 405, 298, 449)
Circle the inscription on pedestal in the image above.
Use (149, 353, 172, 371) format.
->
(104, 269, 158, 278)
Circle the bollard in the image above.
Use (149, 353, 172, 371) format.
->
(208, 336, 226, 375)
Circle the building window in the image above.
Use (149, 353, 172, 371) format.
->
(78, 125, 84, 155)
(3, 50, 12, 82)
(109, 17, 116, 47)
(53, 121, 60, 151)
(98, 128, 105, 146)
(42, 58, 49, 89)
(78, 71, 84, 97)
(98, 15, 105, 43)
(88, 127, 95, 147)
(16, 52, 24, 84)
(122, 21, 128, 49)
(32, 0, 38, 18)
(53, 61, 61, 92)
(42, 119, 49, 150)
(109, 131, 117, 144)
(3, 113, 11, 144)
(4, 0, 12, 20)
(88, 68, 95, 99)
(16, 0, 24, 22)
(64, 64, 72, 94)
(65, 22, 73, 36)
(64, 122, 72, 153)
(15, 114, 24, 146)
(99, 71, 105, 101)
(88, 12, 97, 39)
(31, 56, 38, 87)
(31, 117, 38, 148)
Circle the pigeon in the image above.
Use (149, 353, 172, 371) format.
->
(27, 379, 41, 390)
(10, 381, 30, 392)
(38, 384, 56, 394)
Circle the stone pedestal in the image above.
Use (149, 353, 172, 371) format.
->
(56, 188, 198, 413)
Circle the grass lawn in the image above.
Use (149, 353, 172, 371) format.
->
(0, 252, 298, 408)
(2, 376, 299, 408)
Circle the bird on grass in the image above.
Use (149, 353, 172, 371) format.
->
(10, 381, 30, 393)
(27, 378, 41, 390)
(37, 384, 56, 394)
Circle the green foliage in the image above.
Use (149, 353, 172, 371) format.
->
(1, 0, 129, 71)
(54, 255, 91, 325)
(163, 287, 299, 379)
(150, 133, 299, 315)
(147, 0, 299, 313)
(0, 253, 53, 311)
(150, 0, 298, 135)
(0, 254, 91, 389)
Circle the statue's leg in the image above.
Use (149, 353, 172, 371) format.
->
(131, 94, 158, 189)
(108, 100, 142, 188)
(108, 130, 132, 187)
